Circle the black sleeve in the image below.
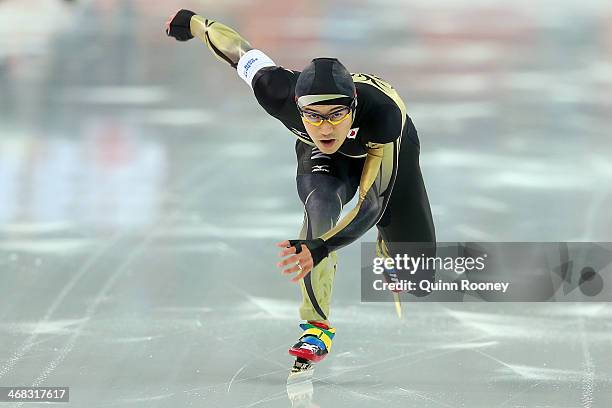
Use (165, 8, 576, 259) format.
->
(252, 66, 301, 121)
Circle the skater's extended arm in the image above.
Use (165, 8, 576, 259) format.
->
(166, 10, 296, 117)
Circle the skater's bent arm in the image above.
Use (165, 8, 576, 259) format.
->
(318, 142, 395, 252)
(315, 104, 404, 254)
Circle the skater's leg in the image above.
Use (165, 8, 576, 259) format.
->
(294, 141, 360, 322)
(296, 174, 342, 322)
(288, 172, 350, 366)
(376, 118, 436, 296)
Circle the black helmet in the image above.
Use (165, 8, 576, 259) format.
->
(295, 58, 357, 110)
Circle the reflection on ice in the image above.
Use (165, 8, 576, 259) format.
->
(0, 132, 166, 229)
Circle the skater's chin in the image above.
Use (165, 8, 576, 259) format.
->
(315, 139, 339, 153)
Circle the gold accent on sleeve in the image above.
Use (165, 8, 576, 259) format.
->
(190, 15, 252, 67)
(319, 201, 360, 242)
(376, 141, 397, 195)
(320, 146, 384, 241)
(358, 146, 384, 201)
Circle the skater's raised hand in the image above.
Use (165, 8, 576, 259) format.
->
(165, 9, 196, 41)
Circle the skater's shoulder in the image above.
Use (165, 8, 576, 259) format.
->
(351, 73, 399, 100)
(353, 98, 403, 144)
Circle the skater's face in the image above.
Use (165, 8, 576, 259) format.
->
(300, 104, 353, 154)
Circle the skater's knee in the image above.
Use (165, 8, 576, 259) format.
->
(303, 188, 342, 220)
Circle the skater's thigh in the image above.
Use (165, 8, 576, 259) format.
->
(376, 124, 436, 296)
(295, 140, 361, 206)
(376, 126, 435, 245)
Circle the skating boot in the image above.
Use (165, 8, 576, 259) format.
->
(289, 322, 335, 373)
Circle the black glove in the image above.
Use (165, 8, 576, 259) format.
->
(288, 238, 329, 268)
(166, 9, 196, 41)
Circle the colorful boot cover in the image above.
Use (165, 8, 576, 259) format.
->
(289, 322, 336, 363)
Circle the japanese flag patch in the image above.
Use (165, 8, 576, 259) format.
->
(347, 128, 360, 139)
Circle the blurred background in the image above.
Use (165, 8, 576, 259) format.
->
(1, 0, 611, 407)
(2, 0, 612, 240)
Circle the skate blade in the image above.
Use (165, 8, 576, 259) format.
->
(289, 358, 314, 379)
(288, 366, 314, 381)
(393, 291, 402, 319)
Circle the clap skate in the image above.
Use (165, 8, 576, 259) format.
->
(288, 322, 335, 374)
